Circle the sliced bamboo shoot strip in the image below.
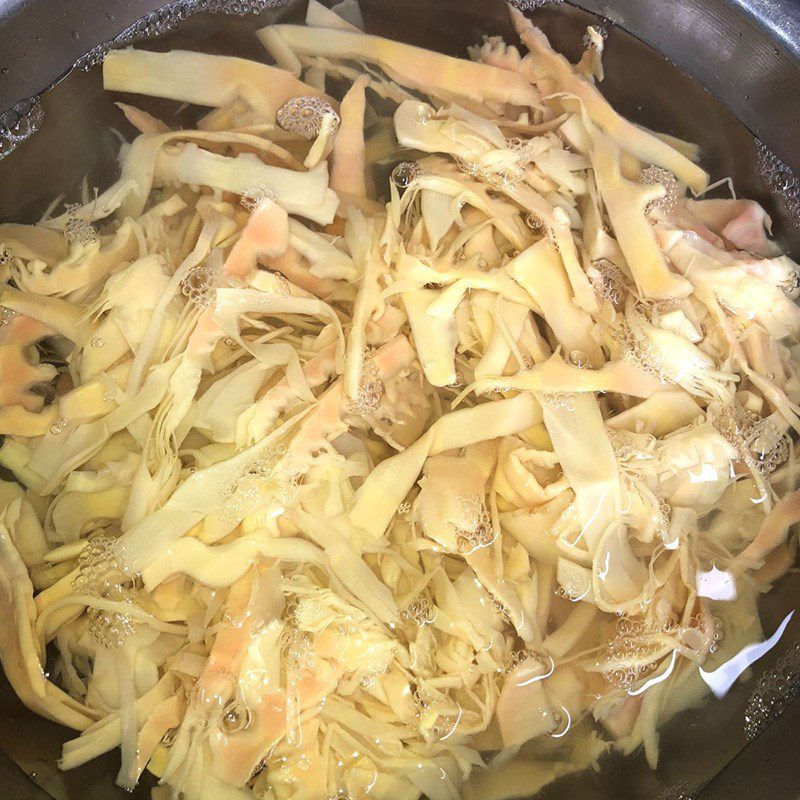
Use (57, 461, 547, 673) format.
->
(467, 352, 665, 399)
(509, 7, 709, 193)
(263, 25, 541, 108)
(154, 144, 339, 226)
(542, 393, 620, 555)
(103, 48, 331, 120)
(590, 129, 692, 300)
(331, 75, 369, 203)
(507, 239, 601, 362)
(402, 288, 458, 387)
(350, 392, 542, 539)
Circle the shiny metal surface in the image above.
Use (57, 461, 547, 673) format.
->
(0, 1, 798, 798)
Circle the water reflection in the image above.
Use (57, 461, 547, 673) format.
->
(688, 462, 719, 484)
(550, 706, 572, 739)
(438, 702, 463, 741)
(696, 566, 737, 601)
(628, 651, 678, 696)
(365, 768, 378, 794)
(517, 655, 555, 687)
(699, 610, 795, 699)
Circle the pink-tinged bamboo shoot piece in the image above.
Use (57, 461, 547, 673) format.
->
(264, 247, 341, 298)
(754, 542, 796, 585)
(685, 198, 777, 257)
(496, 657, 558, 746)
(224, 198, 290, 279)
(366, 304, 405, 345)
(238, 342, 338, 448)
(262, 25, 541, 108)
(665, 203, 725, 249)
(509, 7, 709, 192)
(133, 693, 185, 782)
(737, 489, 800, 568)
(198, 576, 253, 698)
(331, 75, 369, 204)
(104, 48, 334, 121)
(211, 664, 339, 788)
(289, 334, 415, 464)
(0, 285, 89, 342)
(210, 690, 289, 787)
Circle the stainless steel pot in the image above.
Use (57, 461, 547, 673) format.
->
(0, 1, 798, 798)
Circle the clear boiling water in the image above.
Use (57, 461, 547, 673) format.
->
(0, 2, 798, 800)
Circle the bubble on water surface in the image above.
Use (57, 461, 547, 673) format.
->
(64, 204, 99, 246)
(73, 534, 139, 648)
(744, 640, 800, 741)
(220, 700, 252, 733)
(391, 161, 421, 190)
(345, 348, 384, 416)
(591, 259, 626, 306)
(277, 96, 340, 140)
(512, 0, 564, 10)
(240, 184, 277, 212)
(399, 595, 437, 626)
(710, 404, 790, 476)
(450, 493, 496, 553)
(539, 391, 576, 411)
(74, 1, 290, 71)
(641, 165, 680, 216)
(653, 782, 701, 800)
(755, 139, 800, 227)
(525, 212, 543, 232)
(180, 262, 222, 307)
(0, 97, 43, 161)
(567, 349, 588, 368)
(0, 305, 18, 326)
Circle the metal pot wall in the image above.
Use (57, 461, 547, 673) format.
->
(0, 1, 798, 799)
